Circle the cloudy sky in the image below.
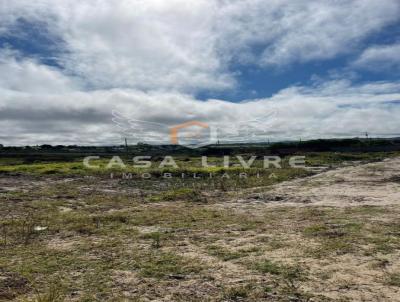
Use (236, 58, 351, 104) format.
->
(0, 0, 400, 145)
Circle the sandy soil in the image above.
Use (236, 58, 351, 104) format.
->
(222, 157, 400, 209)
(208, 157, 400, 301)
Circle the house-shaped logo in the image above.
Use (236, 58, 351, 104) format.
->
(170, 121, 217, 148)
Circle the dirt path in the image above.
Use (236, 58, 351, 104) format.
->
(220, 157, 400, 211)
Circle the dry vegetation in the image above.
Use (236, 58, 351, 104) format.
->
(1, 153, 400, 301)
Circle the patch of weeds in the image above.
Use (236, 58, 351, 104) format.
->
(347, 205, 389, 216)
(269, 240, 288, 251)
(206, 245, 251, 261)
(251, 260, 311, 301)
(367, 237, 398, 254)
(57, 211, 133, 236)
(222, 284, 252, 301)
(303, 222, 363, 257)
(279, 266, 311, 302)
(0, 213, 46, 246)
(301, 208, 329, 219)
(253, 259, 283, 275)
(61, 213, 98, 235)
(241, 246, 263, 255)
(96, 212, 131, 225)
(134, 251, 202, 279)
(253, 259, 307, 282)
(141, 231, 167, 248)
(316, 270, 333, 281)
(369, 258, 390, 270)
(258, 236, 287, 251)
(32, 281, 65, 302)
(222, 283, 274, 302)
(304, 224, 338, 238)
(303, 222, 362, 239)
(361, 220, 400, 251)
(281, 265, 308, 284)
(148, 188, 206, 203)
(306, 151, 398, 167)
(306, 238, 355, 258)
(0, 269, 30, 300)
(363, 221, 400, 254)
(386, 272, 400, 287)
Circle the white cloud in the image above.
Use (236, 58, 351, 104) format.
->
(217, 0, 400, 66)
(0, 0, 235, 93)
(0, 50, 78, 94)
(0, 57, 399, 145)
(1, 0, 399, 93)
(1, 1, 400, 145)
(353, 43, 400, 71)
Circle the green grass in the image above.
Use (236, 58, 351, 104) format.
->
(2, 152, 393, 194)
(206, 245, 260, 261)
(252, 259, 283, 275)
(305, 151, 400, 167)
(0, 156, 313, 192)
(134, 251, 203, 278)
(2, 199, 400, 300)
(250, 259, 311, 300)
(148, 188, 205, 202)
(386, 272, 400, 287)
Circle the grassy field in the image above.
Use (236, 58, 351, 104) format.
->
(1, 152, 400, 301)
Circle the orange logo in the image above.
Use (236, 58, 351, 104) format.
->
(170, 121, 216, 148)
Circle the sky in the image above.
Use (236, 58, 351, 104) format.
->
(0, 0, 400, 146)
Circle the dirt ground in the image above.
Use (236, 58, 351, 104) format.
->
(1, 158, 400, 301)
(215, 157, 400, 301)
(225, 156, 400, 208)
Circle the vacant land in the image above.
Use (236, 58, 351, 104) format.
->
(1, 153, 400, 301)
